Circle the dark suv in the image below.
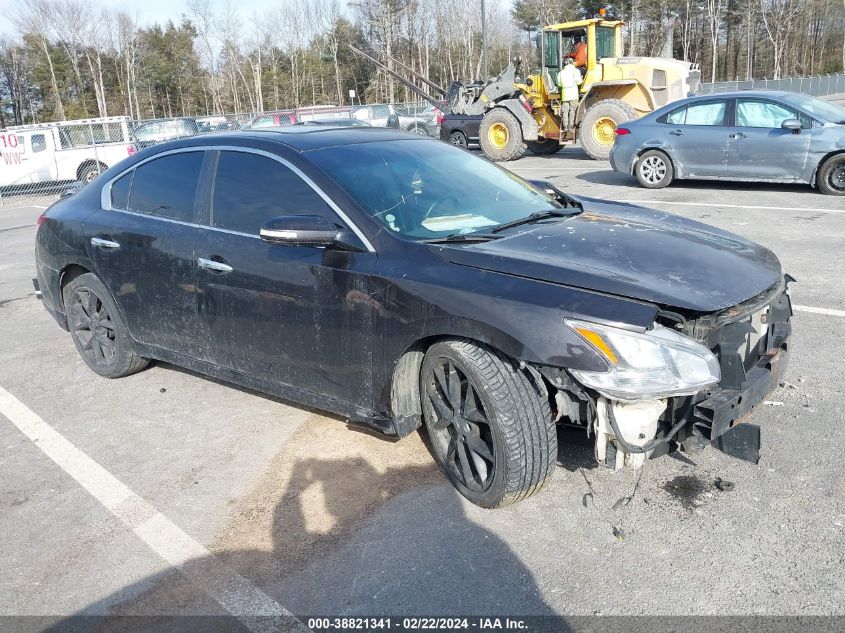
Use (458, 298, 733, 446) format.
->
(34, 127, 792, 508)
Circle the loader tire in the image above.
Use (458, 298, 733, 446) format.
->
(580, 99, 637, 161)
(479, 109, 527, 162)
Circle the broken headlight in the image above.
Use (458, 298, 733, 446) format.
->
(565, 319, 721, 402)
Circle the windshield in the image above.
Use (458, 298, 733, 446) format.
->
(308, 140, 562, 240)
(780, 93, 845, 123)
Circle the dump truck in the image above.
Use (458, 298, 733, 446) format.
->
(352, 16, 700, 161)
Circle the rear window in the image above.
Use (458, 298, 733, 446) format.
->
(664, 101, 727, 126)
(128, 151, 204, 222)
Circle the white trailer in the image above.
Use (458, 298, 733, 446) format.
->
(0, 116, 135, 190)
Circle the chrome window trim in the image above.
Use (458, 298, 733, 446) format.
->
(101, 144, 375, 252)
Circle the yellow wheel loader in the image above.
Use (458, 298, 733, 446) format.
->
(352, 16, 700, 161)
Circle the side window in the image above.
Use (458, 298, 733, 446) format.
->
(211, 151, 336, 235)
(110, 171, 134, 210)
(252, 116, 272, 128)
(736, 99, 797, 128)
(128, 152, 204, 222)
(31, 134, 47, 152)
(661, 101, 727, 126)
(665, 106, 686, 125)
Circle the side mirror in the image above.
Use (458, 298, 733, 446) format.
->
(259, 215, 364, 251)
(386, 113, 400, 129)
(781, 118, 802, 132)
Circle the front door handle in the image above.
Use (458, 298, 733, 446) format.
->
(91, 237, 120, 249)
(198, 257, 233, 274)
(729, 132, 747, 140)
(669, 129, 684, 136)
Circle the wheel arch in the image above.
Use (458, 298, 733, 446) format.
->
(58, 263, 93, 310)
(634, 145, 677, 176)
(388, 326, 529, 438)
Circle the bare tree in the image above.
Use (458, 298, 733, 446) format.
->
(7, 0, 66, 119)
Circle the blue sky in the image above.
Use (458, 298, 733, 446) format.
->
(0, 0, 290, 36)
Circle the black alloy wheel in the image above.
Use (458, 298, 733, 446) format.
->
(64, 273, 149, 378)
(424, 357, 496, 493)
(69, 287, 117, 369)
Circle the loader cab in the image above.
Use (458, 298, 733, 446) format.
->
(540, 19, 624, 97)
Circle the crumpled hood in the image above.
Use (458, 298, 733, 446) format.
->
(435, 196, 783, 313)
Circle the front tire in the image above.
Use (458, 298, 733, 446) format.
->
(64, 273, 149, 378)
(635, 149, 674, 189)
(420, 339, 556, 508)
(479, 109, 527, 162)
(527, 139, 562, 155)
(579, 99, 637, 160)
(817, 154, 845, 195)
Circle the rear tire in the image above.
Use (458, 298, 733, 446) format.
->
(580, 99, 637, 160)
(448, 130, 468, 148)
(479, 109, 527, 162)
(635, 150, 674, 189)
(64, 273, 149, 378)
(817, 154, 845, 196)
(527, 139, 562, 155)
(79, 162, 106, 184)
(420, 339, 556, 508)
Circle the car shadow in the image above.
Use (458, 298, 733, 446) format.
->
(575, 169, 818, 194)
(43, 416, 560, 631)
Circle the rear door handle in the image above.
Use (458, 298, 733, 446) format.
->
(90, 237, 120, 249)
(669, 130, 684, 136)
(729, 132, 746, 140)
(198, 257, 233, 274)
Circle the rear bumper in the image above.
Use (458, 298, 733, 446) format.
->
(35, 263, 68, 331)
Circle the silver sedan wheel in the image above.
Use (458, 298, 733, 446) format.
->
(639, 155, 667, 185)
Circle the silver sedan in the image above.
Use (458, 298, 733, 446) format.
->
(609, 91, 845, 195)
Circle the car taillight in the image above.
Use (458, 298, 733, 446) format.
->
(518, 95, 533, 113)
(436, 112, 445, 125)
(127, 144, 136, 155)
(36, 213, 47, 228)
(615, 128, 631, 136)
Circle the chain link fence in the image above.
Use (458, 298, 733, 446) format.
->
(0, 102, 441, 208)
(700, 72, 845, 96)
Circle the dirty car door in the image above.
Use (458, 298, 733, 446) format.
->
(660, 99, 730, 177)
(84, 150, 208, 358)
(725, 97, 811, 181)
(195, 149, 377, 409)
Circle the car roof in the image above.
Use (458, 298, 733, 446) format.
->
(157, 127, 429, 152)
(688, 90, 795, 100)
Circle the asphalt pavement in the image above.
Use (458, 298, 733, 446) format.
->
(1, 115, 844, 629)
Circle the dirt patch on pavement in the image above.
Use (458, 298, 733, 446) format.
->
(210, 415, 441, 584)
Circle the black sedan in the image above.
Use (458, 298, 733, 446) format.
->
(35, 127, 793, 508)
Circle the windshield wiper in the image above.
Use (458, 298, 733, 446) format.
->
(491, 209, 578, 234)
(422, 233, 502, 244)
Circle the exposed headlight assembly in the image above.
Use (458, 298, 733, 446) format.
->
(566, 319, 721, 402)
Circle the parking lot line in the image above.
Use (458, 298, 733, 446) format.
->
(617, 199, 845, 214)
(0, 385, 304, 631)
(794, 305, 845, 318)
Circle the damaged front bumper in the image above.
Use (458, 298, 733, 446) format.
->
(544, 279, 794, 469)
(688, 320, 790, 463)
